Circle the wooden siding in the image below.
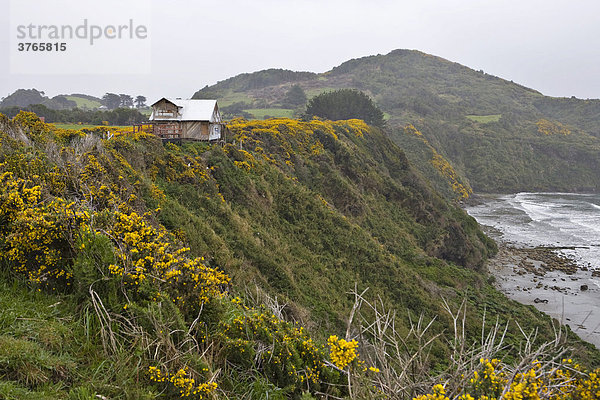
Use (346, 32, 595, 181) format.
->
(150, 98, 222, 141)
(153, 122, 182, 139)
(183, 121, 210, 141)
(152, 99, 179, 119)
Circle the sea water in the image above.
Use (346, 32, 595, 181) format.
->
(466, 193, 600, 346)
(465, 193, 600, 270)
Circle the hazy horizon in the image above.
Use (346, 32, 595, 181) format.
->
(2, 0, 600, 102)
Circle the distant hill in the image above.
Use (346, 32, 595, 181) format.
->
(193, 49, 600, 195)
(63, 94, 103, 109)
(0, 89, 103, 110)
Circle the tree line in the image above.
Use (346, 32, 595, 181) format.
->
(0, 104, 147, 125)
(101, 93, 147, 109)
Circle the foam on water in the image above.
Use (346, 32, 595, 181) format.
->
(466, 193, 600, 269)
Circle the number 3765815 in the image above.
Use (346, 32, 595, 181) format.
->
(17, 43, 67, 51)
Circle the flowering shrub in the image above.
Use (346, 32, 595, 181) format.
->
(404, 124, 472, 199)
(536, 119, 571, 136)
(0, 171, 88, 288)
(12, 111, 52, 143)
(0, 112, 230, 315)
(415, 358, 600, 400)
(414, 384, 449, 400)
(226, 118, 352, 171)
(148, 366, 217, 398)
(327, 335, 359, 370)
(220, 309, 327, 390)
(108, 210, 230, 308)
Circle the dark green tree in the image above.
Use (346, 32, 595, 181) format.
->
(119, 94, 134, 108)
(135, 95, 147, 108)
(305, 89, 385, 127)
(44, 95, 77, 110)
(102, 93, 121, 110)
(0, 89, 47, 108)
(282, 84, 307, 108)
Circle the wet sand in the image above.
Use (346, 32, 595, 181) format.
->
(488, 244, 600, 348)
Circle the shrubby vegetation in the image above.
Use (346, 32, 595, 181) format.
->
(191, 49, 600, 195)
(403, 124, 472, 199)
(0, 104, 147, 125)
(220, 101, 254, 119)
(305, 89, 386, 128)
(0, 112, 598, 399)
(282, 85, 308, 108)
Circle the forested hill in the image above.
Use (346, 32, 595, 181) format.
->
(2, 112, 597, 398)
(193, 49, 600, 195)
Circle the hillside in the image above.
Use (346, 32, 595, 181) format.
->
(1, 112, 599, 398)
(193, 49, 600, 195)
(0, 89, 104, 111)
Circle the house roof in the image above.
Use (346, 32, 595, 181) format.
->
(149, 98, 221, 122)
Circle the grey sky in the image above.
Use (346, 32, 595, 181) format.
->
(1, 0, 600, 102)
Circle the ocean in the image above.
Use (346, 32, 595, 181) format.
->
(466, 193, 600, 347)
(466, 192, 600, 270)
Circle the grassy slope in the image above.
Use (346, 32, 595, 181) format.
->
(465, 114, 501, 123)
(1, 114, 598, 399)
(192, 49, 600, 195)
(243, 108, 295, 119)
(63, 96, 102, 109)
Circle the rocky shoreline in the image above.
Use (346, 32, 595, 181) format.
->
(488, 243, 600, 348)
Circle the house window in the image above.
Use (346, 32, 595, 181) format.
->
(156, 110, 175, 117)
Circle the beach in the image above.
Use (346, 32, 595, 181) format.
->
(487, 243, 600, 348)
(465, 193, 600, 348)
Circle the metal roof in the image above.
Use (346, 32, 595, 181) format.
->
(149, 98, 221, 123)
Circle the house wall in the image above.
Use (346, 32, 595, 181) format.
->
(209, 124, 221, 140)
(183, 121, 210, 140)
(154, 122, 182, 139)
(153, 99, 179, 119)
(153, 121, 221, 141)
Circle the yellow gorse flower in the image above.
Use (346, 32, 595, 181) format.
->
(327, 335, 358, 370)
(148, 366, 217, 398)
(415, 358, 600, 400)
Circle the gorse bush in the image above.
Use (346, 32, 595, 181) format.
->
(415, 358, 600, 400)
(0, 137, 229, 318)
(0, 112, 386, 398)
(404, 124, 472, 199)
(0, 111, 598, 399)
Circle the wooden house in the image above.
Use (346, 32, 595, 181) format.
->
(149, 98, 222, 141)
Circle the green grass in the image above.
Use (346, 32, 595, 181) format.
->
(244, 108, 295, 119)
(2, 115, 600, 398)
(465, 114, 502, 123)
(0, 275, 162, 399)
(64, 96, 102, 109)
(138, 108, 152, 117)
(0, 279, 80, 398)
(217, 91, 255, 107)
(304, 87, 339, 97)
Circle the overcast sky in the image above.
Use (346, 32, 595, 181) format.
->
(1, 0, 600, 102)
